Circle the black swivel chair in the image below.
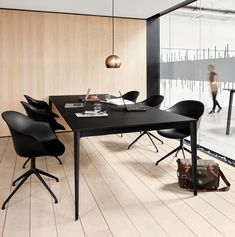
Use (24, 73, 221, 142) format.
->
(21, 101, 65, 168)
(156, 100, 204, 165)
(1, 111, 65, 209)
(128, 95, 164, 152)
(24, 94, 59, 118)
(121, 91, 140, 102)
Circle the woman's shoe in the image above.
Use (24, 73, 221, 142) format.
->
(217, 108, 222, 113)
(208, 110, 215, 114)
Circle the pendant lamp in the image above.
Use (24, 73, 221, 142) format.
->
(105, 0, 121, 68)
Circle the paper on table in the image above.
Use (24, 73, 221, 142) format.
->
(65, 103, 83, 108)
(106, 98, 134, 106)
(75, 111, 108, 118)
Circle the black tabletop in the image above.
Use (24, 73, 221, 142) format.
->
(50, 94, 195, 137)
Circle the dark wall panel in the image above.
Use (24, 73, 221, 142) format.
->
(147, 17, 160, 97)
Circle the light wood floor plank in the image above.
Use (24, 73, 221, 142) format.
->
(121, 133, 235, 236)
(118, 133, 226, 236)
(80, 169, 141, 237)
(30, 157, 57, 237)
(150, 134, 235, 200)
(60, 134, 113, 236)
(2, 155, 30, 237)
(157, 156, 235, 236)
(83, 137, 169, 237)
(0, 139, 18, 236)
(1, 133, 235, 237)
(86, 229, 113, 237)
(46, 149, 86, 237)
(0, 137, 8, 163)
(79, 144, 141, 237)
(89, 136, 197, 237)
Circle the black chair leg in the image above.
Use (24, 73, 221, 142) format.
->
(3, 157, 59, 209)
(156, 145, 181, 165)
(33, 172, 58, 203)
(128, 131, 146, 149)
(54, 156, 62, 165)
(12, 170, 32, 186)
(181, 148, 186, 159)
(175, 139, 185, 158)
(175, 149, 180, 157)
(2, 170, 32, 209)
(175, 147, 185, 158)
(146, 132, 158, 152)
(23, 156, 62, 169)
(36, 168, 59, 182)
(22, 157, 31, 169)
(148, 132, 164, 144)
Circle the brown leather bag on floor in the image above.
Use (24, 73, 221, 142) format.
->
(177, 158, 230, 191)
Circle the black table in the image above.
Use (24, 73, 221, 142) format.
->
(49, 94, 198, 220)
(224, 89, 235, 135)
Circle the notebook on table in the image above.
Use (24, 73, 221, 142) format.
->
(119, 91, 146, 112)
(65, 88, 90, 108)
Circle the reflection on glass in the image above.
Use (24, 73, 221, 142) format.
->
(160, 0, 235, 160)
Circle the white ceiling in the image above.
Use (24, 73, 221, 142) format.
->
(173, 0, 235, 22)
(0, 0, 188, 19)
(200, 0, 235, 11)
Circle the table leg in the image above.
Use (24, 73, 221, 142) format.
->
(226, 91, 234, 135)
(74, 131, 80, 220)
(190, 121, 197, 195)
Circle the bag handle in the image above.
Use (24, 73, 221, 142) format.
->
(217, 168, 230, 191)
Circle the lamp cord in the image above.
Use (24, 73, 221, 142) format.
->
(112, 0, 114, 54)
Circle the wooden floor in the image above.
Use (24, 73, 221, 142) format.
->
(1, 132, 235, 237)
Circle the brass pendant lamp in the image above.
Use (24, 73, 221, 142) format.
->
(105, 0, 121, 68)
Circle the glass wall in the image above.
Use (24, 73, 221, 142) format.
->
(160, 0, 235, 159)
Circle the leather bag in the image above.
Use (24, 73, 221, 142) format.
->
(177, 158, 230, 191)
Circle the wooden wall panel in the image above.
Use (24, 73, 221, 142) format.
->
(0, 10, 146, 136)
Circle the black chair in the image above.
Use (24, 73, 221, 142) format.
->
(1, 111, 65, 209)
(21, 101, 65, 131)
(121, 91, 140, 102)
(21, 101, 65, 168)
(156, 100, 204, 165)
(24, 94, 59, 118)
(128, 95, 164, 152)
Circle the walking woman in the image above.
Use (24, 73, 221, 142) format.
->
(208, 64, 222, 114)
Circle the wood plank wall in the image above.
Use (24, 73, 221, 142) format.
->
(0, 9, 146, 136)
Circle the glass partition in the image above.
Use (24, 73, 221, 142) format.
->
(160, 0, 235, 161)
